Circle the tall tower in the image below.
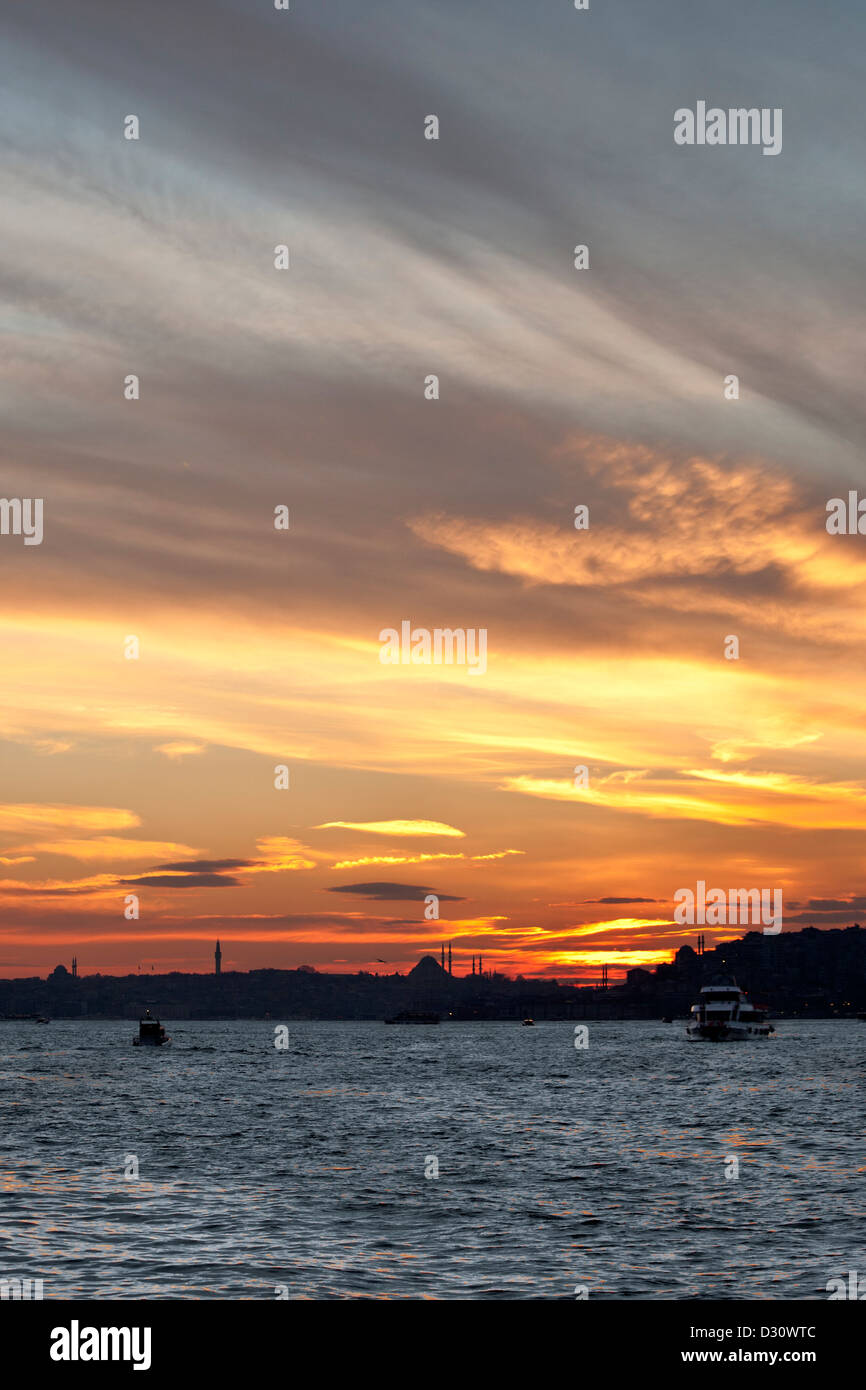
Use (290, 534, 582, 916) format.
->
(71, 956, 78, 978)
(215, 940, 222, 976)
(448, 943, 452, 975)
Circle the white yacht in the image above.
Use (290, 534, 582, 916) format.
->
(686, 976, 773, 1040)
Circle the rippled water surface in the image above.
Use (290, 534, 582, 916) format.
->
(1, 1019, 863, 1299)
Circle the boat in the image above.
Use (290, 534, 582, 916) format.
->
(521, 1018, 535, 1027)
(133, 1010, 171, 1046)
(384, 1011, 439, 1025)
(686, 976, 773, 1040)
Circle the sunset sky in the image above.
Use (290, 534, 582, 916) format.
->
(2, 0, 865, 980)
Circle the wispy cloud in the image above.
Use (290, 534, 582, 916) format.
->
(315, 821, 465, 838)
(327, 881, 465, 902)
(154, 742, 206, 759)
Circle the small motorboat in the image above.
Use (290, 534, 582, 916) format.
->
(521, 1018, 535, 1027)
(686, 976, 772, 1040)
(384, 1011, 439, 1025)
(133, 1010, 170, 1046)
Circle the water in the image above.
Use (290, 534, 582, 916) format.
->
(0, 1019, 862, 1299)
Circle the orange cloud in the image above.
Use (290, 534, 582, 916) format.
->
(330, 848, 524, 869)
(0, 805, 140, 834)
(502, 768, 866, 830)
(471, 849, 524, 861)
(154, 742, 206, 759)
(315, 820, 465, 837)
(248, 837, 317, 872)
(13, 837, 201, 863)
(332, 851, 466, 869)
(0, 873, 119, 899)
(409, 437, 866, 649)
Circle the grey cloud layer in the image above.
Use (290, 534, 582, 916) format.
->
(3, 0, 864, 644)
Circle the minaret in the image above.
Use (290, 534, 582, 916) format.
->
(215, 940, 222, 976)
(471, 956, 475, 975)
(448, 943, 452, 975)
(441, 943, 445, 970)
(479, 955, 483, 976)
(71, 956, 78, 978)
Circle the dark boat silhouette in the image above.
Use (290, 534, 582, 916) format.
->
(133, 1010, 170, 1046)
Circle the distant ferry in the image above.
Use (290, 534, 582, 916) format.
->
(521, 1018, 535, 1027)
(133, 1011, 170, 1046)
(384, 1011, 439, 1025)
(686, 977, 773, 1041)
